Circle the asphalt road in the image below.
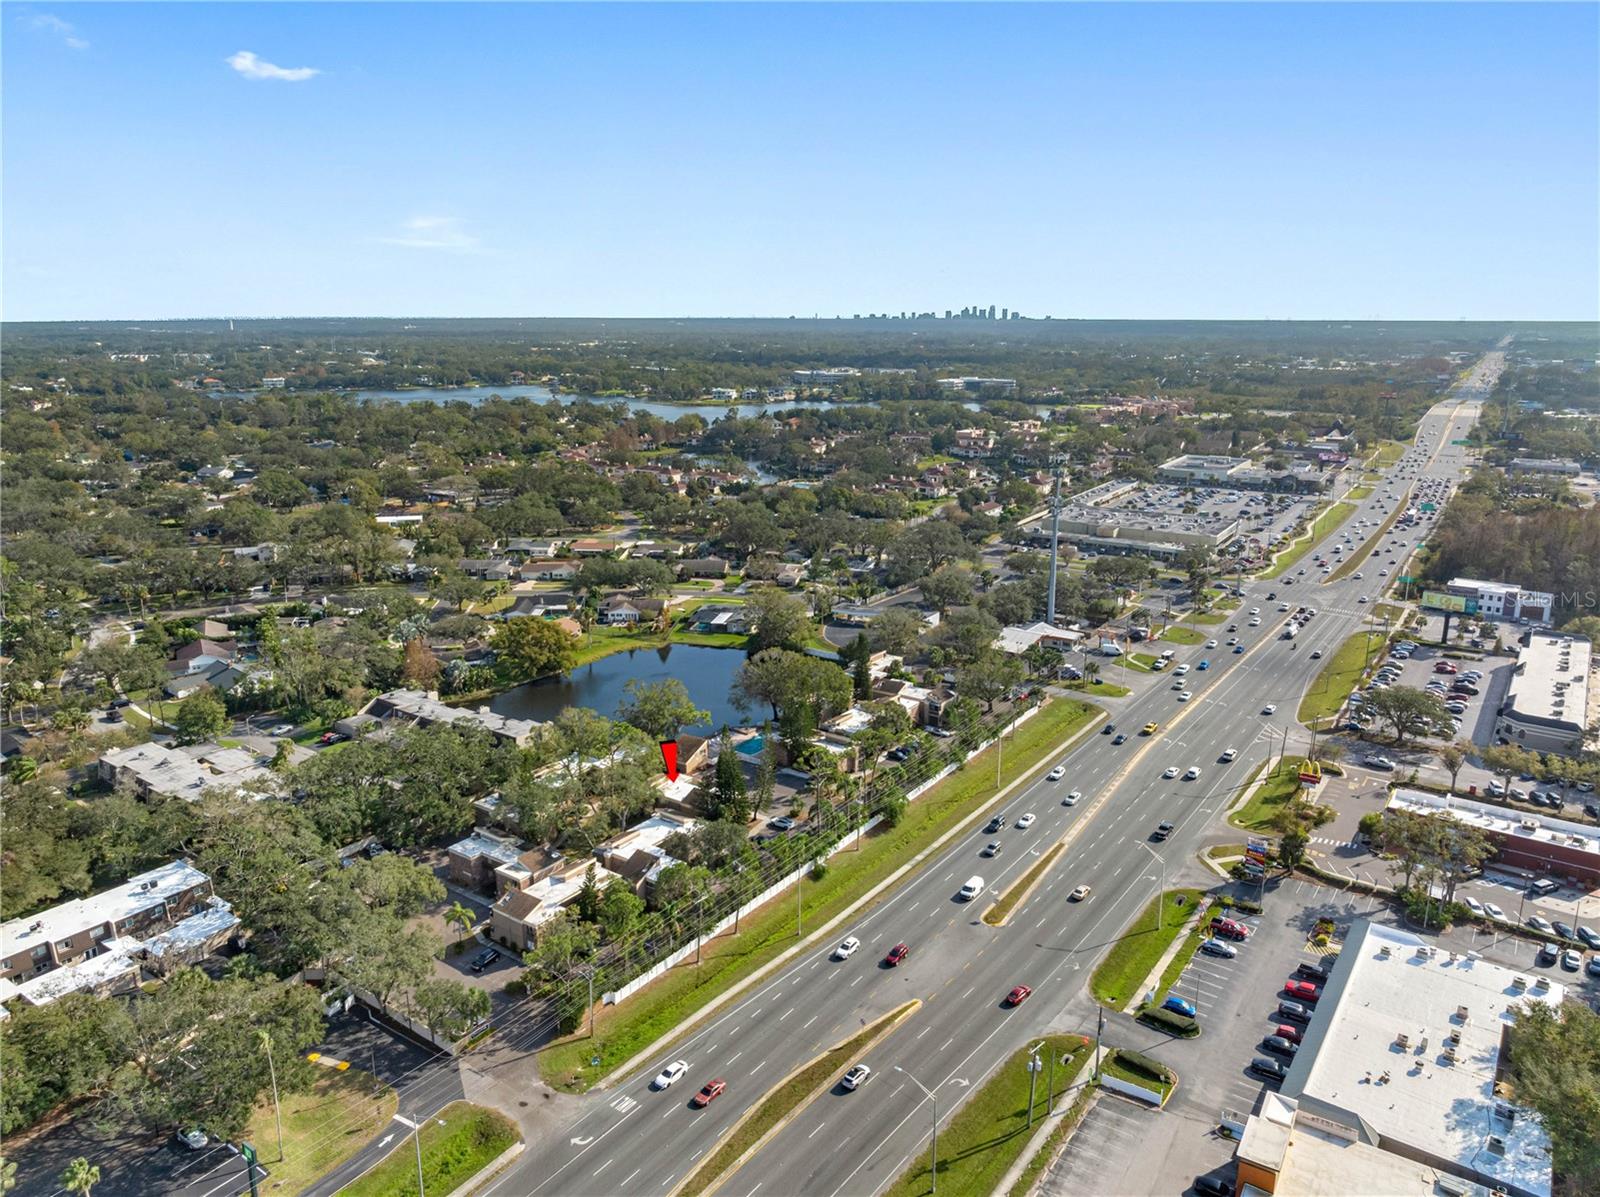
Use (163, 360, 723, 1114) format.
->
(472, 359, 1499, 1197)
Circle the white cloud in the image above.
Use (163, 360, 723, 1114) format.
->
(30, 14, 88, 50)
(226, 50, 320, 83)
(379, 216, 481, 252)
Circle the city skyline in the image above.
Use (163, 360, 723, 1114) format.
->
(4, 2, 1597, 322)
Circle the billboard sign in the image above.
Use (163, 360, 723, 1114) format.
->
(1421, 591, 1476, 615)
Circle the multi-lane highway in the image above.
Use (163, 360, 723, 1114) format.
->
(444, 358, 1499, 1197)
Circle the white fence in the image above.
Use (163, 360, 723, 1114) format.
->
(602, 704, 1043, 1008)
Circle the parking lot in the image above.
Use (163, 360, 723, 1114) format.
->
(1334, 637, 1509, 747)
(1036, 1093, 1236, 1197)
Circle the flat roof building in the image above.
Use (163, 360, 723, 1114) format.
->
(1280, 920, 1559, 1197)
(1159, 453, 1330, 493)
(1507, 458, 1581, 476)
(365, 689, 540, 747)
(0, 861, 235, 1007)
(1495, 632, 1592, 754)
(1446, 578, 1554, 625)
(1387, 787, 1600, 886)
(98, 741, 278, 802)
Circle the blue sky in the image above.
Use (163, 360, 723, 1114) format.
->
(5, 3, 1596, 321)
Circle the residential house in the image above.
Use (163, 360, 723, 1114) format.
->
(163, 661, 252, 700)
(503, 538, 564, 560)
(521, 558, 582, 582)
(505, 592, 576, 619)
(459, 558, 515, 582)
(689, 605, 754, 635)
(774, 562, 807, 587)
(677, 556, 729, 579)
(168, 638, 235, 676)
(596, 595, 645, 626)
(952, 428, 998, 457)
(569, 538, 622, 557)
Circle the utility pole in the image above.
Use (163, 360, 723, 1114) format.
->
(796, 863, 804, 939)
(258, 1031, 284, 1163)
(394, 1114, 427, 1197)
(1046, 1049, 1057, 1113)
(1094, 1007, 1104, 1084)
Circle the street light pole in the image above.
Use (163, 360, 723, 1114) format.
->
(894, 1066, 939, 1195)
(1026, 1046, 1042, 1129)
(1141, 842, 1167, 930)
(396, 1114, 427, 1196)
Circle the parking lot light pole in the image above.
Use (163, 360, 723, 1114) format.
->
(894, 1066, 939, 1194)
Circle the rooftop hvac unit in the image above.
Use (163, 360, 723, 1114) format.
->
(1379, 944, 1393, 958)
(1448, 1028, 1462, 1045)
(1534, 975, 1551, 990)
(1457, 1004, 1470, 1021)
(1417, 945, 1436, 958)
(1520, 820, 1539, 831)
(1487, 1135, 1507, 1157)
(1437, 1176, 1471, 1197)
(1495, 1103, 1517, 1124)
(1395, 1032, 1411, 1049)
(1512, 975, 1528, 989)
(1442, 1045, 1458, 1063)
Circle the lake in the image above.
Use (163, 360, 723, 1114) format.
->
(349, 383, 854, 422)
(487, 643, 751, 734)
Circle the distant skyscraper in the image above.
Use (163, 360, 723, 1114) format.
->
(945, 310, 952, 319)
(987, 305, 996, 320)
(1001, 308, 1009, 320)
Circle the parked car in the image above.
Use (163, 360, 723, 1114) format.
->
(1261, 1035, 1299, 1059)
(175, 1127, 209, 1151)
(1162, 995, 1196, 1017)
(1249, 1057, 1288, 1082)
(1282, 979, 1319, 1003)
(1277, 1001, 1310, 1024)
(469, 947, 500, 973)
(1200, 939, 1238, 959)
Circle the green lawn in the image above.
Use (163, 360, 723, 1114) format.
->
(1346, 484, 1374, 501)
(1101, 1050, 1175, 1100)
(1125, 653, 1159, 672)
(341, 1101, 517, 1197)
(538, 698, 1102, 1091)
(983, 843, 1064, 926)
(1229, 757, 1308, 832)
(1153, 921, 1208, 1011)
(680, 1004, 914, 1196)
(1265, 501, 1357, 576)
(1183, 609, 1228, 625)
(1371, 439, 1408, 468)
(1090, 889, 1206, 1011)
(1297, 632, 1386, 725)
(882, 1037, 1092, 1197)
(1157, 625, 1204, 646)
(1065, 679, 1130, 697)
(247, 1068, 396, 1196)
(570, 624, 669, 667)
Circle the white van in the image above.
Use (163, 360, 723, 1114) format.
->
(959, 877, 985, 901)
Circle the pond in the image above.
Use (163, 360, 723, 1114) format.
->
(487, 643, 751, 735)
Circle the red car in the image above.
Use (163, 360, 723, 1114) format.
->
(1006, 985, 1032, 1006)
(1283, 979, 1320, 1003)
(1209, 917, 1250, 941)
(1434, 662, 1457, 674)
(1274, 1023, 1303, 1044)
(691, 1078, 727, 1108)
(885, 942, 909, 967)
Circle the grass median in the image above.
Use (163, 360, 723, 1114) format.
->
(247, 1067, 396, 1196)
(1298, 631, 1386, 725)
(1328, 494, 1409, 582)
(340, 1101, 518, 1197)
(883, 1036, 1092, 1197)
(1090, 889, 1206, 1011)
(539, 698, 1101, 1091)
(983, 843, 1064, 926)
(678, 1002, 917, 1196)
(1229, 757, 1308, 832)
(1265, 500, 1357, 576)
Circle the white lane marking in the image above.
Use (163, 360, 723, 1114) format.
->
(808, 1121, 828, 1139)
(779, 1007, 794, 1021)
(594, 1159, 613, 1177)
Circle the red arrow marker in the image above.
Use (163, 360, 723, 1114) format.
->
(660, 740, 679, 781)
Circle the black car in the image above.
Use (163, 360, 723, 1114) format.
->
(985, 816, 1005, 834)
(1112, 734, 1128, 745)
(470, 947, 500, 973)
(1553, 921, 1577, 941)
(1102, 723, 1116, 735)
(1294, 960, 1332, 982)
(1152, 821, 1174, 842)
(1577, 925, 1600, 950)
(1262, 1035, 1299, 1059)
(1249, 1057, 1287, 1082)
(1277, 1001, 1310, 1024)
(1536, 943, 1559, 967)
(1194, 1176, 1233, 1197)
(364, 841, 387, 859)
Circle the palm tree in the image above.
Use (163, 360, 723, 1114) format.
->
(60, 1158, 100, 1197)
(444, 901, 478, 949)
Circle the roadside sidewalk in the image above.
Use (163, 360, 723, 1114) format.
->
(993, 1080, 1101, 1197)
(1125, 896, 1209, 1010)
